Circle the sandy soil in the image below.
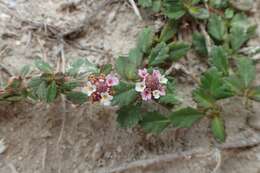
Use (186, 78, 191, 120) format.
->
(0, 0, 260, 173)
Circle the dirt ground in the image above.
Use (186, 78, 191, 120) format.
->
(0, 0, 260, 173)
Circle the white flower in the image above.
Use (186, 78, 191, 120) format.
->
(82, 81, 96, 96)
(135, 82, 146, 92)
(159, 75, 168, 84)
(100, 92, 113, 106)
(152, 90, 161, 99)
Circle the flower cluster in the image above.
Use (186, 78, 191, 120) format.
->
(82, 74, 119, 106)
(135, 69, 168, 101)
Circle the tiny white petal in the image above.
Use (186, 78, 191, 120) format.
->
(100, 92, 113, 106)
(152, 90, 161, 99)
(82, 82, 96, 96)
(159, 76, 168, 84)
(135, 82, 146, 92)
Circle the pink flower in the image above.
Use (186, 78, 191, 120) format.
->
(138, 68, 148, 79)
(141, 88, 152, 101)
(152, 70, 161, 79)
(106, 74, 119, 86)
(159, 86, 166, 96)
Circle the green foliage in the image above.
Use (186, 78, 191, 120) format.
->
(211, 116, 226, 142)
(192, 32, 208, 56)
(140, 112, 170, 134)
(168, 42, 190, 61)
(169, 107, 204, 128)
(35, 59, 53, 74)
(210, 46, 229, 75)
(208, 14, 226, 41)
(66, 58, 99, 76)
(148, 42, 170, 65)
(112, 82, 138, 107)
(65, 91, 88, 104)
(117, 105, 142, 128)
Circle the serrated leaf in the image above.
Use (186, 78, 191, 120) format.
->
(152, 0, 161, 12)
(192, 32, 208, 56)
(117, 105, 142, 128)
(159, 94, 179, 105)
(20, 65, 31, 77)
(67, 58, 99, 76)
(35, 59, 53, 73)
(210, 46, 229, 75)
(148, 42, 169, 65)
(168, 42, 190, 61)
(209, 0, 228, 8)
(66, 91, 87, 104)
(115, 56, 137, 80)
(128, 48, 143, 67)
(230, 26, 248, 51)
(28, 77, 43, 89)
(36, 81, 48, 101)
(211, 116, 225, 142)
(188, 6, 209, 20)
(162, 0, 186, 20)
(224, 75, 244, 95)
(137, 28, 154, 53)
(61, 81, 80, 91)
(100, 64, 113, 75)
(249, 86, 260, 102)
(159, 20, 177, 42)
(237, 58, 255, 88)
(138, 0, 152, 7)
(208, 14, 226, 41)
(47, 81, 57, 103)
(112, 82, 138, 107)
(140, 112, 170, 134)
(169, 107, 204, 128)
(193, 88, 215, 108)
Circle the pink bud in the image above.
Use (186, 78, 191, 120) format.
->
(141, 88, 152, 101)
(106, 74, 119, 86)
(138, 68, 148, 79)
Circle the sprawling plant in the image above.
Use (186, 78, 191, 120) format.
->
(0, 0, 259, 142)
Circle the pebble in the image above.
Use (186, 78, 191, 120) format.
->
(0, 139, 7, 154)
(91, 143, 103, 160)
(116, 146, 122, 153)
(248, 115, 260, 131)
(230, 0, 254, 11)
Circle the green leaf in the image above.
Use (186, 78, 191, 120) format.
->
(66, 91, 87, 104)
(169, 107, 204, 128)
(67, 58, 99, 76)
(224, 8, 234, 19)
(193, 88, 215, 108)
(61, 81, 80, 91)
(20, 65, 31, 77)
(148, 42, 169, 65)
(159, 20, 177, 42)
(128, 48, 143, 67)
(230, 26, 248, 51)
(100, 64, 113, 75)
(249, 86, 260, 102)
(192, 32, 208, 56)
(224, 75, 244, 95)
(138, 0, 152, 7)
(117, 105, 142, 128)
(36, 81, 48, 101)
(208, 14, 226, 41)
(137, 28, 154, 53)
(211, 116, 225, 142)
(28, 77, 43, 89)
(209, 0, 228, 8)
(159, 81, 179, 105)
(168, 42, 190, 61)
(237, 58, 255, 88)
(112, 82, 138, 107)
(47, 81, 57, 103)
(188, 6, 209, 20)
(152, 0, 161, 12)
(140, 112, 170, 134)
(35, 59, 53, 73)
(115, 56, 137, 80)
(162, 0, 186, 20)
(210, 46, 229, 75)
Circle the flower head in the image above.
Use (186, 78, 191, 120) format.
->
(82, 73, 119, 105)
(100, 92, 113, 106)
(138, 68, 148, 79)
(106, 74, 119, 86)
(82, 81, 96, 96)
(135, 69, 168, 101)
